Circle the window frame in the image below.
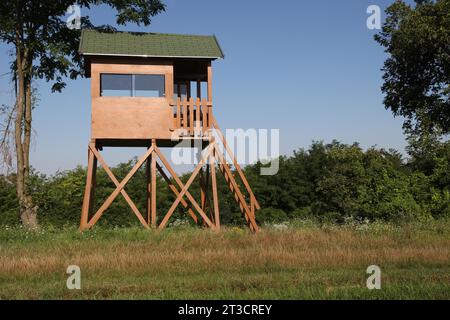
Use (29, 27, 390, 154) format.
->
(100, 73, 166, 98)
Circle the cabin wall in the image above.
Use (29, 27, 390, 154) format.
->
(90, 60, 175, 140)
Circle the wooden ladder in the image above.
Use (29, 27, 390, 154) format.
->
(210, 115, 260, 232)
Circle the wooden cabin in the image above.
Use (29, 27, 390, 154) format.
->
(79, 29, 224, 146)
(79, 30, 260, 232)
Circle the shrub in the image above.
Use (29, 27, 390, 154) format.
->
(257, 208, 288, 224)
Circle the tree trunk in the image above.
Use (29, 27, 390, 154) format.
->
(21, 65, 37, 229)
(14, 30, 38, 230)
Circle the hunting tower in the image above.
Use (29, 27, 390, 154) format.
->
(79, 30, 260, 232)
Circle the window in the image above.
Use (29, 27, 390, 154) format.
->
(134, 75, 165, 97)
(101, 74, 132, 97)
(100, 74, 165, 97)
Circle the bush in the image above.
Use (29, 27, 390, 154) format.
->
(1, 139, 449, 227)
(290, 207, 312, 219)
(257, 208, 288, 224)
(0, 177, 19, 226)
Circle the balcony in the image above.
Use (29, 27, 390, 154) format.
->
(172, 97, 212, 137)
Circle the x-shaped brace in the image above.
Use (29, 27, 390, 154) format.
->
(155, 145, 215, 229)
(85, 144, 154, 229)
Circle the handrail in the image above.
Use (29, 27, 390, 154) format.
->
(171, 102, 261, 213)
(210, 114, 261, 210)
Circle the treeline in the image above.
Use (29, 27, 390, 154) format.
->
(1, 140, 449, 227)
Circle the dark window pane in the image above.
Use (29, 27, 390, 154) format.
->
(174, 83, 188, 100)
(101, 74, 132, 96)
(134, 75, 165, 97)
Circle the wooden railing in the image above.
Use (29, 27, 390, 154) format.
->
(172, 97, 212, 136)
(210, 115, 261, 214)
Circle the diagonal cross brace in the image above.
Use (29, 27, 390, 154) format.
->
(87, 145, 155, 228)
(154, 146, 215, 229)
(88, 144, 150, 229)
(156, 162, 199, 224)
(157, 145, 215, 230)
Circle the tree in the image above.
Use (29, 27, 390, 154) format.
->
(374, 0, 450, 136)
(0, 0, 166, 229)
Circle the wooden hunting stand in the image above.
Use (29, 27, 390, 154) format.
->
(79, 30, 260, 232)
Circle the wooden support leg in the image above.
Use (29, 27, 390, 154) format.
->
(198, 148, 212, 225)
(198, 169, 211, 226)
(88, 154, 97, 221)
(151, 140, 157, 228)
(146, 153, 151, 225)
(80, 145, 96, 231)
(204, 162, 212, 222)
(210, 146, 220, 229)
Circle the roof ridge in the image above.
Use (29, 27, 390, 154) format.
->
(82, 28, 215, 38)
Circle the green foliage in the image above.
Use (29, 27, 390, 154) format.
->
(374, 0, 450, 136)
(0, 0, 166, 92)
(0, 176, 18, 225)
(1, 140, 449, 227)
(245, 140, 449, 224)
(256, 207, 288, 224)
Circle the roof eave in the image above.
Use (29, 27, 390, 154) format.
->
(81, 52, 223, 60)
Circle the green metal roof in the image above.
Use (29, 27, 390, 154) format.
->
(79, 29, 224, 59)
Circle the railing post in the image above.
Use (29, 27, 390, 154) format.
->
(201, 98, 208, 134)
(176, 97, 181, 130)
(189, 97, 194, 135)
(182, 97, 188, 131)
(195, 97, 201, 135)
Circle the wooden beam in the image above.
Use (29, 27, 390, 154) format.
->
(89, 146, 150, 229)
(156, 145, 215, 229)
(201, 98, 208, 133)
(87, 146, 154, 228)
(200, 169, 206, 212)
(195, 98, 201, 134)
(156, 162, 198, 224)
(211, 115, 261, 210)
(210, 147, 220, 229)
(207, 62, 212, 103)
(182, 97, 188, 130)
(189, 97, 194, 136)
(146, 152, 151, 225)
(87, 154, 98, 227)
(80, 145, 96, 231)
(176, 97, 181, 129)
(213, 143, 259, 232)
(198, 162, 213, 223)
(151, 139, 157, 228)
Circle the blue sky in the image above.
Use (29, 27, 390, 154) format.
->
(0, 0, 411, 174)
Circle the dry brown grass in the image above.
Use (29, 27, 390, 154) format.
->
(0, 223, 449, 299)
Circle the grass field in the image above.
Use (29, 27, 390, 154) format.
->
(0, 220, 449, 299)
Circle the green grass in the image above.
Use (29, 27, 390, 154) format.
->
(0, 220, 449, 299)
